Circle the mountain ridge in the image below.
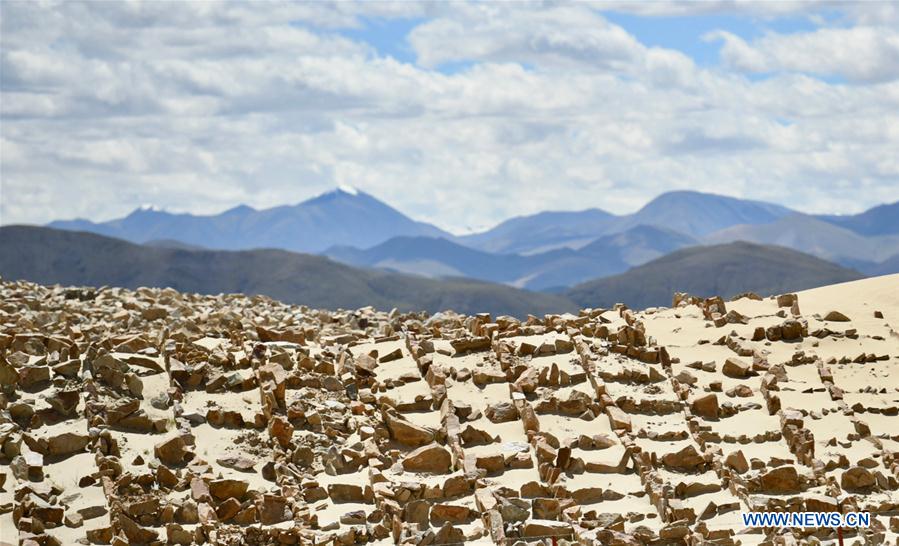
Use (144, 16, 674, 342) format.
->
(0, 225, 574, 317)
(48, 188, 451, 254)
(567, 241, 864, 310)
(325, 225, 698, 291)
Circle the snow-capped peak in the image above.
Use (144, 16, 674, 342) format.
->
(337, 184, 359, 196)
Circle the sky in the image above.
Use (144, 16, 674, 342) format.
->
(1, 1, 898, 234)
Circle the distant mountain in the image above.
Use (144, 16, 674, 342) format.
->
(41, 189, 897, 289)
(144, 239, 206, 250)
(460, 190, 793, 255)
(48, 188, 450, 254)
(704, 214, 899, 266)
(458, 209, 616, 254)
(869, 253, 899, 276)
(578, 225, 697, 266)
(327, 225, 697, 291)
(816, 201, 899, 236)
(610, 190, 793, 238)
(328, 236, 540, 281)
(566, 241, 863, 310)
(0, 226, 575, 317)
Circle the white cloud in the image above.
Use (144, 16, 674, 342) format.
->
(708, 26, 899, 82)
(1, 1, 897, 232)
(409, 5, 644, 71)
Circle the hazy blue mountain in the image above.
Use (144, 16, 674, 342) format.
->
(458, 209, 616, 254)
(578, 225, 697, 265)
(0, 226, 575, 317)
(512, 225, 698, 290)
(143, 239, 207, 250)
(326, 236, 538, 280)
(326, 225, 697, 290)
(567, 241, 863, 310)
(461, 190, 793, 255)
(704, 213, 899, 266)
(326, 236, 593, 289)
(607, 190, 793, 238)
(871, 253, 899, 276)
(48, 188, 450, 254)
(816, 201, 899, 236)
(42, 189, 897, 287)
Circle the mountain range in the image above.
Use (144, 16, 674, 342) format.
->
(0, 226, 571, 317)
(0, 226, 865, 314)
(23, 187, 899, 296)
(49, 187, 449, 254)
(567, 241, 863, 310)
(326, 225, 697, 291)
(46, 189, 898, 289)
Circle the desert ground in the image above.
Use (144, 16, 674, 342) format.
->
(1, 274, 897, 545)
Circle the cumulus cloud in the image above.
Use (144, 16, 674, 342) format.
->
(409, 5, 643, 70)
(708, 26, 899, 82)
(1, 0, 897, 232)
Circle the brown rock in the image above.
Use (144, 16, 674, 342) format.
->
(340, 510, 366, 525)
(485, 401, 518, 423)
(691, 393, 719, 420)
(781, 319, 803, 340)
(268, 415, 294, 448)
(154, 435, 188, 466)
(65, 512, 84, 528)
(606, 406, 631, 431)
(354, 354, 378, 375)
(86, 526, 114, 544)
(514, 367, 539, 393)
(209, 478, 249, 501)
(403, 499, 430, 525)
(522, 519, 572, 538)
(450, 336, 490, 354)
(520, 402, 540, 433)
(216, 498, 241, 521)
(118, 513, 159, 543)
(532, 497, 561, 519)
(233, 505, 257, 525)
(841, 466, 875, 491)
(571, 487, 604, 504)
(378, 347, 403, 363)
(431, 503, 471, 523)
(823, 310, 850, 322)
(661, 444, 704, 470)
(402, 443, 452, 474)
(258, 494, 291, 525)
(328, 483, 367, 503)
(776, 293, 797, 307)
(722, 358, 750, 378)
(216, 455, 256, 472)
(166, 523, 194, 545)
(476, 453, 504, 473)
(197, 502, 217, 524)
(805, 493, 838, 512)
(759, 465, 801, 494)
(385, 412, 435, 447)
(191, 477, 211, 502)
(47, 432, 90, 456)
(725, 450, 749, 474)
(18, 365, 50, 388)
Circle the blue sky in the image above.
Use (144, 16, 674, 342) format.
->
(1, 1, 897, 232)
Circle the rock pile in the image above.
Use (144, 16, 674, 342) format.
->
(0, 278, 897, 545)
